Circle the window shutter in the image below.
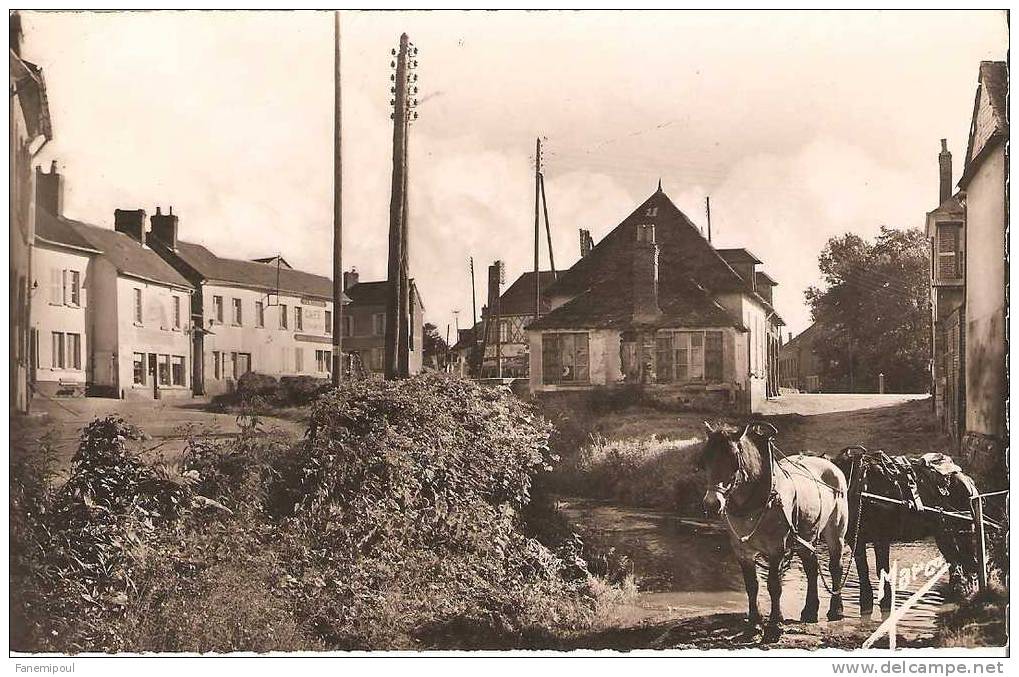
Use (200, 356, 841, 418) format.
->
(49, 268, 62, 304)
(541, 334, 560, 384)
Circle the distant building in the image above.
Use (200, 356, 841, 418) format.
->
(527, 186, 783, 413)
(958, 61, 1007, 472)
(926, 140, 966, 443)
(340, 269, 424, 377)
(480, 267, 556, 378)
(10, 13, 53, 412)
(449, 320, 483, 378)
(779, 323, 825, 392)
(149, 213, 347, 395)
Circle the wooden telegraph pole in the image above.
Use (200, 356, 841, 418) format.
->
(534, 137, 541, 319)
(330, 11, 344, 386)
(385, 33, 417, 379)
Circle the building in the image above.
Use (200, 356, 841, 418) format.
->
(10, 13, 53, 411)
(480, 267, 556, 378)
(927, 140, 966, 443)
(341, 269, 424, 376)
(148, 213, 347, 395)
(32, 169, 100, 397)
(958, 61, 1007, 472)
(449, 320, 483, 378)
(31, 190, 195, 400)
(779, 322, 825, 392)
(527, 186, 784, 413)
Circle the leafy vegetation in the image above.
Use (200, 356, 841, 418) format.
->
(11, 373, 613, 652)
(806, 227, 930, 393)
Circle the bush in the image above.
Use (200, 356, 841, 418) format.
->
(12, 375, 608, 652)
(236, 372, 279, 402)
(279, 375, 329, 407)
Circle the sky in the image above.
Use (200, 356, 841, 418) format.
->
(22, 10, 1008, 338)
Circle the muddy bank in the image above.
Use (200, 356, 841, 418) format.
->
(561, 498, 951, 650)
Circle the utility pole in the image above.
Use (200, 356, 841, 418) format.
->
(705, 195, 712, 244)
(539, 173, 556, 280)
(385, 33, 416, 379)
(330, 11, 344, 387)
(534, 137, 542, 319)
(469, 257, 477, 327)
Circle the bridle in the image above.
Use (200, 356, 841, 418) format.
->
(705, 422, 778, 500)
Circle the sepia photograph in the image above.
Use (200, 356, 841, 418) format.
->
(8, 8, 1010, 666)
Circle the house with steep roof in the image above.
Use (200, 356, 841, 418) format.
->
(479, 267, 556, 378)
(339, 269, 424, 376)
(958, 60, 1007, 473)
(147, 211, 353, 395)
(526, 186, 784, 412)
(778, 322, 825, 393)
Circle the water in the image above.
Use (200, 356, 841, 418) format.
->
(562, 497, 949, 639)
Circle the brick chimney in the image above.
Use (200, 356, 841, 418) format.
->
(35, 160, 63, 216)
(114, 209, 146, 246)
(579, 228, 593, 257)
(149, 206, 178, 250)
(939, 138, 952, 204)
(632, 224, 661, 322)
(487, 261, 503, 313)
(342, 268, 359, 290)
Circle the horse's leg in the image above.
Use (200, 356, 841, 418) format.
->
(799, 548, 820, 623)
(933, 529, 965, 595)
(826, 530, 846, 621)
(763, 553, 785, 642)
(875, 540, 893, 613)
(737, 555, 762, 631)
(856, 543, 874, 614)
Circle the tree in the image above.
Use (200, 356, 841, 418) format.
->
(805, 226, 930, 393)
(421, 322, 449, 371)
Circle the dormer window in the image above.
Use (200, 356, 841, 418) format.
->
(936, 222, 963, 280)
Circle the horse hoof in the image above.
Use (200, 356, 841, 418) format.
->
(800, 610, 819, 623)
(763, 623, 783, 643)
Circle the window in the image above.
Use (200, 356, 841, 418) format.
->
(498, 320, 509, 343)
(171, 356, 185, 386)
(232, 298, 243, 325)
(51, 332, 65, 368)
(173, 296, 181, 329)
(212, 351, 222, 379)
(67, 270, 81, 306)
(255, 301, 265, 328)
(373, 313, 386, 336)
(49, 268, 62, 304)
(67, 333, 81, 369)
(342, 315, 354, 338)
(230, 352, 251, 379)
(541, 332, 590, 385)
(212, 295, 224, 324)
(280, 304, 289, 329)
(656, 330, 724, 383)
(133, 352, 146, 385)
(294, 306, 303, 331)
(325, 311, 332, 335)
(316, 349, 331, 372)
(937, 224, 962, 279)
(294, 347, 304, 372)
(157, 354, 171, 386)
(134, 288, 143, 324)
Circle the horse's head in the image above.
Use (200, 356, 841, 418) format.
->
(699, 421, 778, 516)
(699, 422, 746, 516)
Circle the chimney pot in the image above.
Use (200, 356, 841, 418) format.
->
(938, 138, 953, 204)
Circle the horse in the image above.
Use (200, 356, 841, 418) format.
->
(699, 421, 850, 641)
(833, 447, 981, 614)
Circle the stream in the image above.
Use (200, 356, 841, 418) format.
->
(562, 497, 950, 641)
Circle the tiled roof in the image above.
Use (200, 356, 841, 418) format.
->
(531, 189, 767, 330)
(755, 271, 777, 287)
(961, 61, 1008, 186)
(55, 216, 192, 289)
(717, 248, 762, 264)
(35, 208, 100, 253)
(345, 279, 424, 309)
(494, 270, 557, 316)
(172, 241, 335, 300)
(780, 321, 822, 355)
